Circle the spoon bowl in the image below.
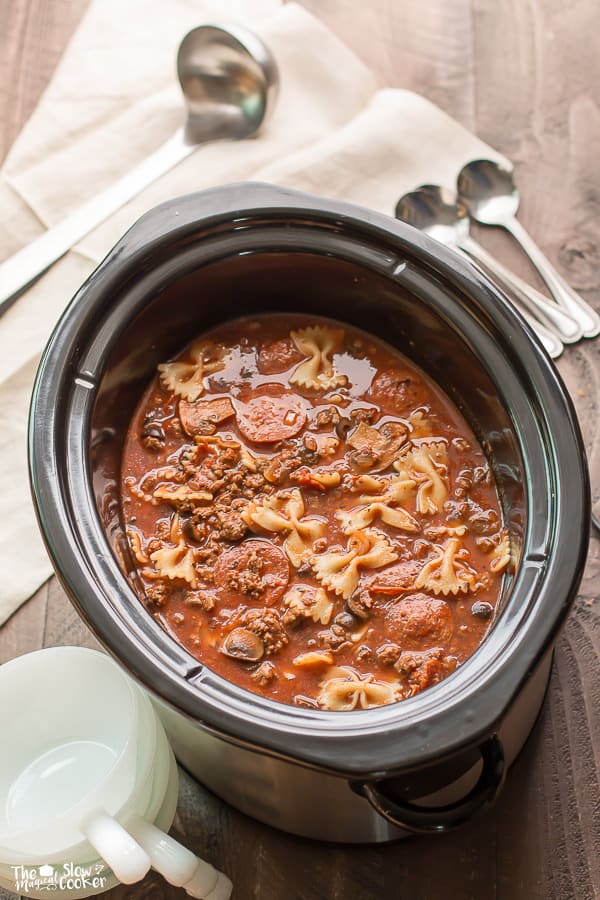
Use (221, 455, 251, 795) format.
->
(457, 158, 600, 337)
(456, 159, 519, 225)
(395, 185, 470, 246)
(0, 23, 279, 311)
(177, 24, 278, 142)
(396, 184, 581, 349)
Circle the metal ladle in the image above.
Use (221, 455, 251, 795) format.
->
(457, 159, 600, 338)
(0, 24, 279, 311)
(395, 185, 580, 358)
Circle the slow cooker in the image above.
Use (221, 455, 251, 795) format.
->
(29, 184, 590, 842)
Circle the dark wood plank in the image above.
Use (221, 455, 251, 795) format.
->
(0, 2, 599, 899)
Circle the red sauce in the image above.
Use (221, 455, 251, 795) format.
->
(119, 314, 509, 710)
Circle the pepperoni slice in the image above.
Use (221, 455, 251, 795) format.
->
(179, 397, 235, 436)
(236, 393, 307, 443)
(213, 540, 289, 606)
(385, 594, 453, 649)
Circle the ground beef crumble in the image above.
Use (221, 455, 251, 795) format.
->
(185, 590, 216, 611)
(395, 648, 455, 692)
(242, 608, 288, 654)
(317, 623, 351, 652)
(223, 548, 266, 599)
(146, 582, 169, 607)
(375, 642, 402, 666)
(214, 507, 248, 542)
(252, 661, 278, 686)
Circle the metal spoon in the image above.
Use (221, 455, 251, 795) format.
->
(0, 24, 279, 311)
(396, 185, 580, 343)
(457, 159, 600, 338)
(395, 186, 576, 356)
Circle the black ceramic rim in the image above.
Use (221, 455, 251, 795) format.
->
(28, 184, 590, 779)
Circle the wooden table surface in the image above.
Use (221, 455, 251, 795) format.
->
(1, 1, 599, 898)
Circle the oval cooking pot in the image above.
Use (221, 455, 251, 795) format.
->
(29, 184, 589, 840)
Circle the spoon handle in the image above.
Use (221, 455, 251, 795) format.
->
(516, 310, 564, 359)
(455, 246, 563, 358)
(460, 235, 582, 343)
(0, 130, 195, 313)
(503, 216, 600, 338)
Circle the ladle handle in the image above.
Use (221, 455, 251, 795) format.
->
(461, 235, 582, 343)
(0, 130, 195, 314)
(515, 310, 563, 359)
(503, 217, 600, 338)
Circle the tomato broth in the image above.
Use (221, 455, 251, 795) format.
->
(119, 314, 509, 710)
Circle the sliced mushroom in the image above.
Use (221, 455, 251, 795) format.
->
(347, 592, 374, 619)
(346, 420, 409, 473)
(220, 627, 264, 661)
(347, 421, 380, 453)
(335, 416, 353, 440)
(141, 421, 166, 450)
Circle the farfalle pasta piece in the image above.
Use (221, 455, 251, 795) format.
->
(394, 442, 448, 515)
(423, 524, 468, 539)
(291, 466, 341, 492)
(311, 529, 397, 600)
(283, 584, 334, 626)
(337, 473, 419, 534)
(148, 515, 197, 587)
(136, 464, 185, 500)
(489, 529, 511, 573)
(293, 651, 335, 670)
(407, 410, 433, 438)
(415, 537, 477, 596)
(319, 666, 397, 710)
(354, 474, 384, 493)
(127, 528, 149, 565)
(158, 340, 225, 401)
(193, 433, 240, 450)
(289, 326, 347, 390)
(338, 504, 416, 533)
(240, 448, 258, 471)
(153, 484, 213, 507)
(242, 488, 326, 567)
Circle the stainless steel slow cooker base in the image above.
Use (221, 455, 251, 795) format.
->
(156, 654, 551, 843)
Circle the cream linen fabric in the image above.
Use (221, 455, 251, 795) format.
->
(0, 0, 509, 624)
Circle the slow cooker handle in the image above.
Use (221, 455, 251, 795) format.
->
(358, 734, 505, 834)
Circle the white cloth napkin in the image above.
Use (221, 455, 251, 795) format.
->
(0, 0, 509, 625)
